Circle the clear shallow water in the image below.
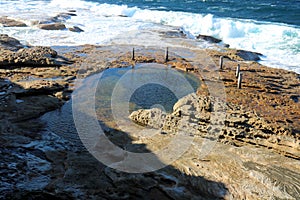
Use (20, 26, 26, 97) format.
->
(95, 65, 200, 120)
(0, 0, 299, 73)
(42, 64, 200, 139)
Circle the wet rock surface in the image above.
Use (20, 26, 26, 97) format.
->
(196, 34, 222, 43)
(69, 26, 84, 33)
(0, 34, 25, 51)
(38, 23, 66, 30)
(218, 49, 262, 61)
(0, 35, 299, 199)
(0, 16, 27, 27)
(37, 11, 79, 32)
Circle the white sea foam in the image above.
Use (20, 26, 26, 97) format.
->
(0, 0, 299, 73)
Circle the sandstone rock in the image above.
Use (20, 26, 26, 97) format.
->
(17, 46, 58, 58)
(163, 29, 186, 38)
(39, 12, 77, 26)
(130, 93, 299, 159)
(207, 48, 263, 61)
(235, 49, 262, 61)
(69, 26, 84, 32)
(0, 16, 27, 27)
(38, 23, 66, 30)
(0, 45, 73, 67)
(17, 80, 65, 95)
(51, 13, 77, 22)
(229, 50, 261, 61)
(0, 34, 24, 51)
(196, 34, 222, 43)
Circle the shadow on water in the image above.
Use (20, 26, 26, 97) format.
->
(39, 64, 228, 199)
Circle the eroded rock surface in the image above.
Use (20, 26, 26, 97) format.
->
(0, 46, 72, 67)
(129, 94, 300, 199)
(130, 93, 299, 159)
(0, 35, 76, 124)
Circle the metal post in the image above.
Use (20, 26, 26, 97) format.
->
(237, 72, 243, 89)
(132, 48, 135, 61)
(165, 47, 169, 62)
(236, 64, 240, 78)
(219, 56, 223, 69)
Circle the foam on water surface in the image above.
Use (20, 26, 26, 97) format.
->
(0, 0, 299, 73)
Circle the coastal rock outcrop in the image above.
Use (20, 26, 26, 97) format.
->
(0, 35, 72, 67)
(196, 34, 222, 43)
(0, 34, 24, 51)
(0, 16, 27, 27)
(0, 46, 65, 66)
(130, 93, 299, 159)
(0, 35, 76, 122)
(38, 23, 66, 30)
(37, 11, 77, 31)
(235, 49, 262, 61)
(0, 36, 77, 199)
(69, 26, 84, 32)
(50, 12, 77, 22)
(226, 49, 262, 61)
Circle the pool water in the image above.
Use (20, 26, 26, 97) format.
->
(94, 63, 201, 126)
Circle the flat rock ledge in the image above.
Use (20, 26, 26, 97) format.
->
(0, 35, 77, 130)
(0, 34, 73, 67)
(130, 93, 299, 159)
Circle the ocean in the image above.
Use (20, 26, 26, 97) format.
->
(0, 0, 299, 73)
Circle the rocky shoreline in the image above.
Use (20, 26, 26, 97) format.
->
(0, 33, 299, 199)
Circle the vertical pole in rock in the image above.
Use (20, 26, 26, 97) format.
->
(132, 48, 135, 61)
(237, 72, 243, 89)
(219, 56, 224, 69)
(236, 64, 240, 78)
(165, 47, 169, 62)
